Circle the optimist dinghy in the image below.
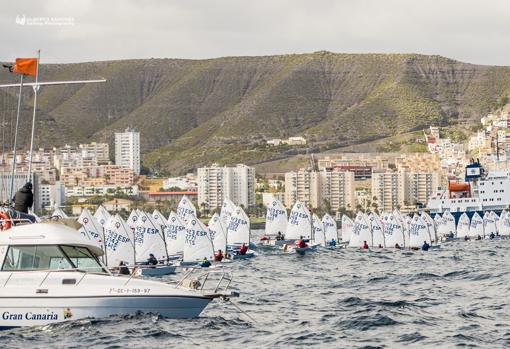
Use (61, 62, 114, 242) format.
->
(0, 223, 238, 328)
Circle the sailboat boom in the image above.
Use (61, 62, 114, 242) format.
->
(0, 79, 106, 88)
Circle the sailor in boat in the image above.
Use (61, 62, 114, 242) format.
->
(362, 241, 369, 249)
(276, 232, 284, 241)
(200, 257, 212, 268)
(464, 236, 470, 241)
(296, 236, 307, 249)
(394, 243, 401, 249)
(118, 261, 130, 275)
(239, 243, 248, 255)
(146, 253, 158, 266)
(329, 238, 337, 247)
(421, 241, 430, 251)
(489, 232, 495, 240)
(214, 249, 224, 262)
(377, 243, 383, 248)
(476, 235, 482, 241)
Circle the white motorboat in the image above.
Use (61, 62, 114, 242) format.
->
(0, 223, 237, 328)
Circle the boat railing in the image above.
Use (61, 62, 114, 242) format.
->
(177, 267, 234, 295)
(1, 268, 107, 288)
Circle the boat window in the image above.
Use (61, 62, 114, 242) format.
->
(2, 245, 73, 271)
(60, 245, 104, 273)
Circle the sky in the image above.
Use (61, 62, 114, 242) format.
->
(1, 0, 509, 65)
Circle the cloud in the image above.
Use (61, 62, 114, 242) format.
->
(0, 0, 509, 65)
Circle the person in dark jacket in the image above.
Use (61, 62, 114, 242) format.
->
(421, 241, 430, 251)
(13, 182, 33, 213)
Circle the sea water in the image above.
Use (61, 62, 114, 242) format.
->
(1, 231, 509, 348)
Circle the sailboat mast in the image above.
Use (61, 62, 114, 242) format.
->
(27, 50, 41, 183)
(8, 74, 24, 204)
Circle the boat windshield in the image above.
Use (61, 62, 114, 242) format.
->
(1, 245, 106, 273)
(60, 245, 105, 273)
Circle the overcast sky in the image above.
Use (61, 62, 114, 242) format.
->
(1, 0, 509, 65)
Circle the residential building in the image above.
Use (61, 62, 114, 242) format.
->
(79, 142, 110, 164)
(371, 170, 407, 212)
(284, 168, 355, 210)
(115, 128, 140, 175)
(197, 164, 256, 209)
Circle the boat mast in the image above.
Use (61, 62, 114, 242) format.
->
(27, 49, 41, 183)
(8, 74, 24, 204)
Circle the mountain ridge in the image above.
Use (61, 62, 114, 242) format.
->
(1, 52, 509, 174)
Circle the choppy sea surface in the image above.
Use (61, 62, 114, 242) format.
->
(1, 230, 510, 349)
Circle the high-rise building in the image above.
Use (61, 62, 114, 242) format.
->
(371, 171, 407, 212)
(198, 164, 255, 209)
(115, 128, 140, 175)
(371, 170, 440, 212)
(284, 169, 355, 210)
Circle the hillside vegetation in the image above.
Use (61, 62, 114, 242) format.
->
(1, 52, 510, 174)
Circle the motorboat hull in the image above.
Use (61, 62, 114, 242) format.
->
(0, 294, 211, 328)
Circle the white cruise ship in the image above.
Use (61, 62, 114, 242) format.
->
(427, 161, 510, 214)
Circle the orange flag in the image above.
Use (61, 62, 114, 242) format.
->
(13, 58, 38, 77)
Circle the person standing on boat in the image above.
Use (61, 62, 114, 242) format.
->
(13, 182, 33, 214)
(239, 243, 248, 255)
(421, 241, 430, 251)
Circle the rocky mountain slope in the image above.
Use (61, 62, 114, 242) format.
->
(1, 52, 510, 174)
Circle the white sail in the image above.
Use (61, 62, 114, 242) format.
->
(126, 209, 139, 230)
(209, 213, 227, 252)
(183, 217, 214, 263)
(499, 211, 510, 236)
(469, 212, 484, 238)
(77, 208, 103, 246)
(456, 213, 470, 238)
(489, 211, 501, 233)
(312, 214, 326, 246)
(483, 212, 497, 237)
(383, 214, 405, 248)
(349, 212, 372, 247)
(51, 207, 68, 219)
(434, 214, 446, 237)
(152, 209, 167, 229)
(369, 212, 385, 247)
(443, 211, 456, 237)
(104, 214, 135, 267)
(421, 212, 436, 242)
(341, 215, 354, 243)
(265, 197, 288, 236)
(220, 198, 236, 227)
(322, 214, 338, 243)
(285, 201, 312, 240)
(93, 205, 111, 226)
(165, 211, 187, 256)
(227, 206, 250, 246)
(134, 212, 167, 262)
(177, 195, 196, 224)
(409, 215, 431, 248)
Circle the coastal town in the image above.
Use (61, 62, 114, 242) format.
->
(1, 105, 509, 219)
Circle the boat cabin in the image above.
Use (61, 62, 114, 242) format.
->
(0, 223, 107, 273)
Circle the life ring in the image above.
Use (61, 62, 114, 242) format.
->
(0, 211, 12, 231)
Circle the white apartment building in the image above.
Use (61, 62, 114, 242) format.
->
(79, 142, 110, 164)
(38, 181, 65, 211)
(284, 169, 355, 210)
(372, 170, 440, 212)
(197, 164, 255, 209)
(371, 171, 407, 212)
(115, 128, 140, 175)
